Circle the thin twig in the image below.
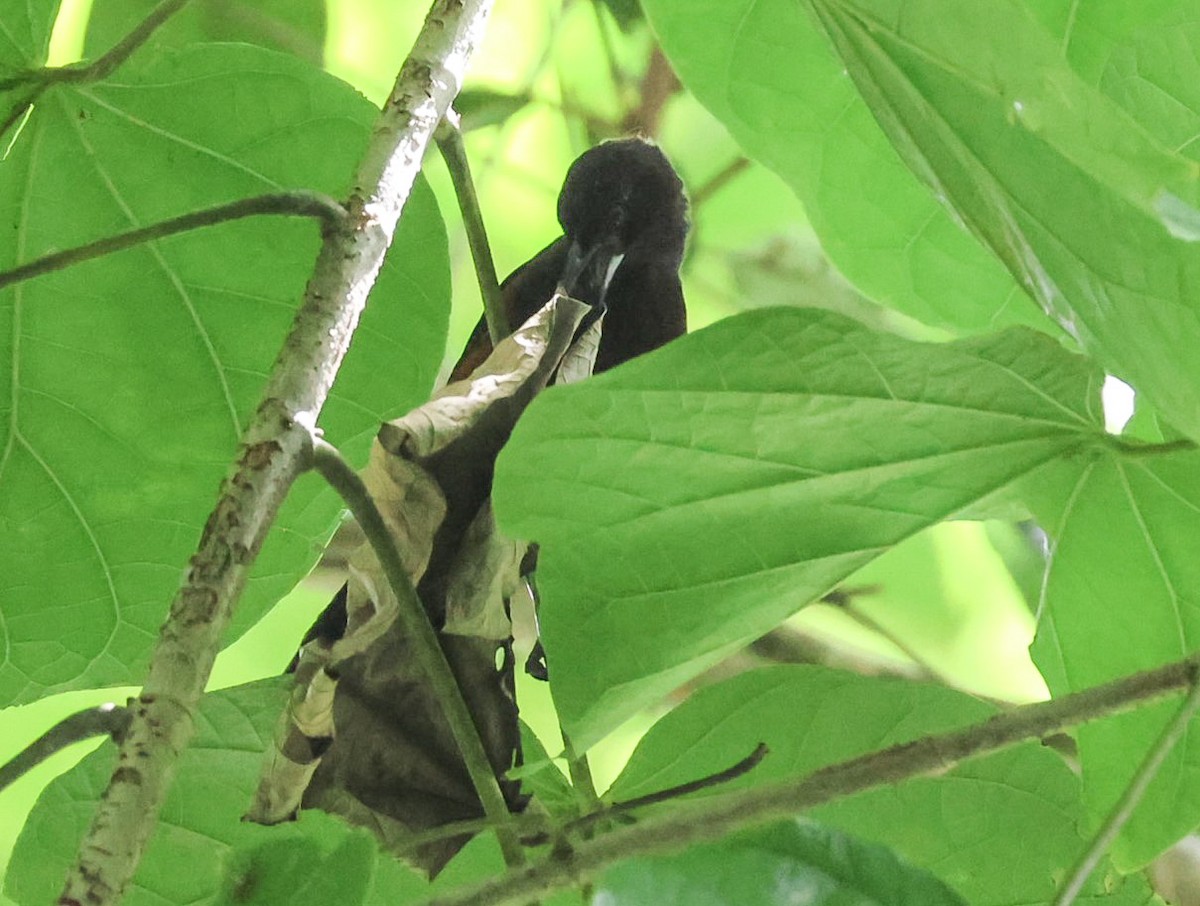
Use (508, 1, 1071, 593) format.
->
(59, 3, 494, 904)
(435, 113, 507, 344)
(0, 192, 345, 290)
(1107, 437, 1198, 457)
(690, 156, 751, 208)
(0, 0, 192, 92)
(562, 730, 602, 817)
(393, 745, 769, 856)
(603, 743, 768, 817)
(0, 705, 130, 792)
(307, 437, 524, 867)
(424, 655, 1200, 906)
(1052, 678, 1200, 905)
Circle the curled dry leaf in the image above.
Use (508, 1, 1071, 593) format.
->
(247, 294, 594, 874)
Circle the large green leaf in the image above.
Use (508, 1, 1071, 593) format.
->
(796, 0, 1200, 440)
(641, 0, 1036, 335)
(0, 43, 450, 705)
(493, 307, 1103, 746)
(596, 818, 966, 906)
(608, 666, 1154, 906)
(1029, 446, 1200, 869)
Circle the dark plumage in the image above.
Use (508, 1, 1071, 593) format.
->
(284, 139, 689, 872)
(450, 136, 689, 380)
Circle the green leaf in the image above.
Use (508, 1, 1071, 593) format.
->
(596, 818, 966, 906)
(217, 821, 375, 906)
(1098, 18, 1200, 163)
(607, 665, 1131, 905)
(642, 0, 1036, 334)
(0, 0, 60, 70)
(5, 678, 289, 905)
(1028, 445, 1200, 868)
(84, 0, 327, 65)
(493, 307, 1102, 746)
(797, 0, 1200, 439)
(0, 43, 450, 705)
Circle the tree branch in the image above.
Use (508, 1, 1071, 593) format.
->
(436, 113, 507, 344)
(0, 192, 345, 290)
(1052, 677, 1200, 905)
(57, 2, 494, 904)
(307, 437, 524, 867)
(0, 705, 130, 792)
(423, 655, 1200, 906)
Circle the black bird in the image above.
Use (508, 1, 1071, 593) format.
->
(293, 136, 690, 662)
(450, 136, 689, 380)
(283, 137, 689, 872)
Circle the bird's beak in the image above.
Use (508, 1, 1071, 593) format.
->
(557, 241, 625, 312)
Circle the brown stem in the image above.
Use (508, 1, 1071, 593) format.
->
(0, 0, 192, 92)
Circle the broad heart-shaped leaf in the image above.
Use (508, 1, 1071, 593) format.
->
(1028, 446, 1200, 870)
(641, 0, 1037, 335)
(595, 818, 966, 906)
(0, 0, 59, 70)
(607, 666, 1156, 906)
(0, 43, 450, 705)
(797, 0, 1200, 441)
(493, 307, 1104, 747)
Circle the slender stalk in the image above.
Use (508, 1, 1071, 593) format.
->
(0, 0, 191, 92)
(436, 113, 507, 344)
(69, 0, 192, 81)
(602, 743, 768, 817)
(0, 705, 130, 791)
(1107, 437, 1198, 457)
(58, 3, 494, 904)
(423, 656, 1200, 906)
(690, 156, 750, 208)
(308, 438, 524, 867)
(0, 192, 345, 290)
(562, 730, 602, 815)
(1052, 678, 1200, 905)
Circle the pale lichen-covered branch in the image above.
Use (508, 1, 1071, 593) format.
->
(58, 2, 494, 903)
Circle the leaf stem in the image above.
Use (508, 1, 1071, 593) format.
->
(1107, 437, 1198, 457)
(435, 112, 507, 344)
(0, 704, 130, 792)
(561, 730, 602, 817)
(423, 655, 1200, 906)
(0, 0, 192, 93)
(1052, 675, 1200, 905)
(307, 437, 525, 867)
(0, 192, 346, 290)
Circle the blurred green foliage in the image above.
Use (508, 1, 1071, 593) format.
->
(3, 0, 1198, 903)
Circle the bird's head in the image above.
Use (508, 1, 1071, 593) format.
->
(554, 137, 689, 308)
